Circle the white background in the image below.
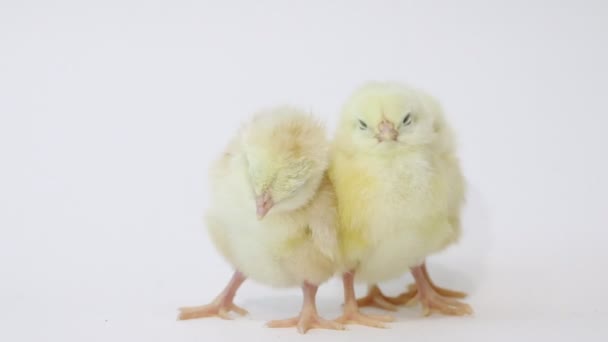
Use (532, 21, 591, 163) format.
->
(1, 0, 607, 341)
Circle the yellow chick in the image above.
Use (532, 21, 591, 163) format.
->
(329, 81, 472, 327)
(178, 106, 344, 334)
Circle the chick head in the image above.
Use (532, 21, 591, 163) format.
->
(337, 81, 446, 152)
(240, 106, 328, 219)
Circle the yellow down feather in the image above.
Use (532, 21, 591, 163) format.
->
(329, 81, 465, 282)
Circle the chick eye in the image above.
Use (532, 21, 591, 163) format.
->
(402, 113, 412, 126)
(358, 120, 368, 130)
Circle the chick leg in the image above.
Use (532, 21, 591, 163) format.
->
(267, 282, 344, 334)
(384, 263, 467, 305)
(411, 264, 473, 316)
(335, 271, 394, 328)
(178, 271, 248, 320)
(403, 263, 467, 299)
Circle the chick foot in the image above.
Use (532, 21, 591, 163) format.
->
(355, 284, 412, 311)
(403, 283, 466, 300)
(336, 272, 394, 328)
(337, 303, 395, 328)
(178, 301, 248, 320)
(267, 282, 344, 334)
(396, 263, 466, 307)
(411, 264, 472, 316)
(405, 262, 467, 299)
(178, 271, 248, 320)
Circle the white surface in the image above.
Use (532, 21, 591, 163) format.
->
(1, 0, 607, 341)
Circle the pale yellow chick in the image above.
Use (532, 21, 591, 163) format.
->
(329, 81, 472, 327)
(178, 106, 344, 334)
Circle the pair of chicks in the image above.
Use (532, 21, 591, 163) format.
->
(178, 81, 473, 333)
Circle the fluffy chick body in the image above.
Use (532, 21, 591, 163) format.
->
(206, 175, 338, 287)
(180, 107, 344, 333)
(330, 82, 465, 283)
(331, 140, 463, 282)
(206, 107, 339, 288)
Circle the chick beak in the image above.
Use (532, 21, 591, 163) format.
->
(377, 120, 398, 142)
(255, 192, 274, 219)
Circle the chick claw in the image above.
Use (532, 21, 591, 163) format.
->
(267, 313, 344, 334)
(178, 300, 248, 320)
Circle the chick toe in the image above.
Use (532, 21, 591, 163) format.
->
(335, 309, 394, 328)
(419, 294, 473, 316)
(355, 285, 401, 311)
(411, 265, 472, 316)
(267, 283, 345, 334)
(177, 271, 247, 320)
(178, 301, 248, 320)
(267, 314, 344, 334)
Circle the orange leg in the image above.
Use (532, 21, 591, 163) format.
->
(267, 282, 344, 334)
(412, 263, 467, 298)
(410, 264, 473, 316)
(178, 271, 248, 320)
(335, 271, 394, 328)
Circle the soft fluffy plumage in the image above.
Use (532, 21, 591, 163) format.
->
(206, 106, 339, 286)
(179, 106, 343, 333)
(330, 81, 471, 323)
(332, 82, 464, 280)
